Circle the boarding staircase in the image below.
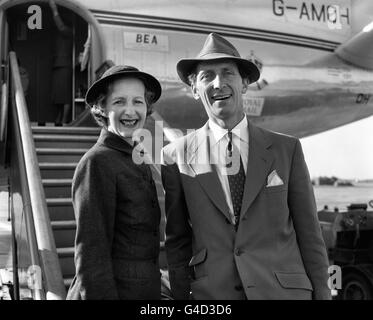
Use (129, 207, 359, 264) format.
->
(4, 51, 166, 299)
(33, 126, 99, 291)
(32, 126, 166, 293)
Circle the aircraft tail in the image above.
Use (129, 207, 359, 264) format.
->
(335, 21, 373, 70)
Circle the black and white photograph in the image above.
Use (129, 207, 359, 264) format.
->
(0, 0, 372, 308)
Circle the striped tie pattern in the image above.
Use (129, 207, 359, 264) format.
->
(227, 131, 246, 229)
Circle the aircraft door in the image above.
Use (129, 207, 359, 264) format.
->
(7, 4, 57, 124)
(6, 3, 93, 126)
(0, 10, 9, 86)
(2, 0, 105, 127)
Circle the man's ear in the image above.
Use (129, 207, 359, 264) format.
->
(191, 83, 200, 100)
(241, 77, 249, 94)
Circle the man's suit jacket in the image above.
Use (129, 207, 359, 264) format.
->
(161, 119, 331, 300)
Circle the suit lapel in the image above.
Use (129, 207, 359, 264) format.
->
(185, 120, 274, 221)
(187, 123, 231, 221)
(240, 121, 274, 220)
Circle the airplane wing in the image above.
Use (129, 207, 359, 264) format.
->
(335, 21, 373, 70)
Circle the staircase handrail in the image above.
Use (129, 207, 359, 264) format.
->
(0, 81, 8, 142)
(9, 51, 66, 299)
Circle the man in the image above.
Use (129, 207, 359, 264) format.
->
(161, 33, 331, 300)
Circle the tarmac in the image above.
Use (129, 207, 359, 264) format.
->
(0, 190, 12, 269)
(0, 164, 12, 270)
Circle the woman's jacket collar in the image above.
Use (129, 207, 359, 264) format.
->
(97, 128, 134, 155)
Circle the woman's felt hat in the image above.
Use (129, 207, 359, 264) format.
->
(85, 65, 162, 107)
(176, 33, 260, 85)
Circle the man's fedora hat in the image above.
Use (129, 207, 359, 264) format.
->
(177, 33, 260, 85)
(85, 65, 162, 107)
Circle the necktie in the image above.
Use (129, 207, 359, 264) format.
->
(227, 131, 246, 229)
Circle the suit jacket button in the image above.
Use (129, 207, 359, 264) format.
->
(234, 284, 243, 291)
(235, 249, 242, 256)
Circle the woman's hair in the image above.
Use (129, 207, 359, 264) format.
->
(90, 78, 156, 127)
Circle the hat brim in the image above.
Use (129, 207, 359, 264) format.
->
(85, 71, 162, 107)
(177, 54, 260, 86)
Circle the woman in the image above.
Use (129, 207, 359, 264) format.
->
(66, 65, 162, 300)
(49, 0, 73, 126)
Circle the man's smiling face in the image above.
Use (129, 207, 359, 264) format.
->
(191, 59, 248, 129)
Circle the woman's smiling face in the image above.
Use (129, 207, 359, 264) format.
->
(105, 77, 147, 139)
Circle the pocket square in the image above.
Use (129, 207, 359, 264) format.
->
(266, 170, 284, 187)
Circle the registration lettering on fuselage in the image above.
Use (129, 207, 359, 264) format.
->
(272, 0, 351, 31)
(243, 96, 265, 117)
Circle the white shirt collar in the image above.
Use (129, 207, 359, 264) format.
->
(208, 115, 249, 146)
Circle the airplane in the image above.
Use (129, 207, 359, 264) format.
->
(1, 0, 372, 137)
(0, 0, 372, 300)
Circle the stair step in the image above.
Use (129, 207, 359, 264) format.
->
(51, 220, 76, 230)
(57, 247, 75, 277)
(33, 134, 98, 148)
(64, 277, 73, 290)
(37, 148, 89, 154)
(40, 163, 77, 169)
(52, 220, 76, 248)
(33, 134, 98, 141)
(46, 198, 75, 221)
(37, 148, 89, 163)
(43, 179, 72, 185)
(39, 162, 77, 179)
(43, 179, 72, 198)
(32, 126, 100, 136)
(47, 198, 72, 205)
(57, 247, 75, 257)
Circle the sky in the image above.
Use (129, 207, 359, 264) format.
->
(301, 115, 373, 180)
